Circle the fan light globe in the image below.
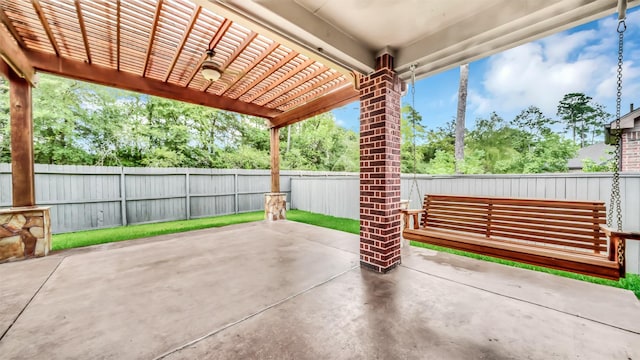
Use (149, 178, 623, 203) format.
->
(201, 65, 221, 82)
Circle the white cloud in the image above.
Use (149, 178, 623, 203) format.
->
(470, 10, 640, 119)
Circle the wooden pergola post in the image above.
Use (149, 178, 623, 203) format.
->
(270, 127, 280, 193)
(8, 68, 35, 208)
(265, 126, 286, 220)
(0, 65, 52, 261)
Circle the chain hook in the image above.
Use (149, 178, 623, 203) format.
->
(407, 64, 421, 205)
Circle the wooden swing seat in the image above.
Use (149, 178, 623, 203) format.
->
(401, 194, 626, 280)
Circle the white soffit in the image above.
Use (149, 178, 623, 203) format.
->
(212, 0, 640, 80)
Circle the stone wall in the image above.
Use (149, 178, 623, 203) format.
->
(0, 207, 51, 261)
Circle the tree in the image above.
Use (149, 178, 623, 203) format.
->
(557, 93, 610, 147)
(401, 104, 427, 173)
(512, 106, 556, 141)
(421, 120, 454, 163)
(455, 63, 469, 173)
(0, 78, 9, 162)
(32, 76, 93, 164)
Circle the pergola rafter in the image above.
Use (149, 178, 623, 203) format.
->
(0, 7, 26, 49)
(74, 0, 91, 64)
(31, 0, 60, 56)
(142, 0, 164, 77)
(163, 6, 201, 82)
(219, 40, 279, 96)
(246, 58, 314, 103)
(116, 0, 120, 71)
(232, 50, 298, 100)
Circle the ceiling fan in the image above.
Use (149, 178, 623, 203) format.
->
(200, 49, 244, 82)
(201, 49, 222, 82)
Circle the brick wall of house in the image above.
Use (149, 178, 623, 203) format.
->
(358, 53, 402, 273)
(622, 119, 640, 171)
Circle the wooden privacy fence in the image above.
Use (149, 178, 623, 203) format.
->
(1, 165, 638, 273)
(290, 173, 640, 274)
(0, 164, 349, 234)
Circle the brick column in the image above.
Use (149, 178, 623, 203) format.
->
(359, 53, 402, 273)
(621, 130, 640, 171)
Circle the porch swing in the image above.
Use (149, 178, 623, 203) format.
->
(401, 0, 637, 280)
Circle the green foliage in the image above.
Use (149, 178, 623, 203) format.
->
(282, 114, 358, 172)
(425, 149, 455, 174)
(0, 78, 9, 162)
(0, 74, 358, 171)
(401, 104, 427, 173)
(557, 93, 610, 147)
(582, 157, 615, 172)
(0, 74, 611, 177)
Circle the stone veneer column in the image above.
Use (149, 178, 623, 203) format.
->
(0, 207, 51, 262)
(265, 193, 286, 221)
(359, 53, 402, 273)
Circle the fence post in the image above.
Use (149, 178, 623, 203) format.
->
(234, 173, 239, 214)
(185, 171, 191, 220)
(120, 167, 127, 226)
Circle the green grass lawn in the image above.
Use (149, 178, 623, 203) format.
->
(52, 211, 265, 251)
(52, 209, 639, 298)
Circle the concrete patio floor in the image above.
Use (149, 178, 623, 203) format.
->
(0, 221, 638, 360)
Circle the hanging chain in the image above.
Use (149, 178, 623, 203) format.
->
(407, 64, 422, 204)
(609, 16, 626, 266)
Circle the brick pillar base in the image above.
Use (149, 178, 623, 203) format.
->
(0, 206, 51, 262)
(265, 193, 286, 221)
(359, 53, 402, 273)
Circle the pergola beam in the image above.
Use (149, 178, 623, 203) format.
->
(0, 7, 27, 49)
(0, 25, 35, 85)
(116, 0, 120, 71)
(26, 50, 282, 119)
(200, 28, 258, 91)
(0, 58, 9, 79)
(245, 58, 314, 103)
(197, 19, 234, 91)
(32, 0, 60, 56)
(163, 6, 202, 82)
(142, 0, 164, 76)
(257, 64, 324, 106)
(187, 20, 235, 89)
(231, 50, 298, 100)
(75, 0, 92, 64)
(268, 71, 342, 109)
(221, 42, 279, 96)
(270, 85, 358, 128)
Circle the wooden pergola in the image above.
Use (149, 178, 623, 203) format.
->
(0, 0, 359, 206)
(1, 0, 636, 272)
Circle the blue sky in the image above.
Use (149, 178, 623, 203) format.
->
(332, 8, 640, 134)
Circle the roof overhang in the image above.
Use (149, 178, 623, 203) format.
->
(213, 0, 640, 81)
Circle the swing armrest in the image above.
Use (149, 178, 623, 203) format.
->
(400, 209, 426, 230)
(601, 225, 624, 262)
(599, 225, 640, 267)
